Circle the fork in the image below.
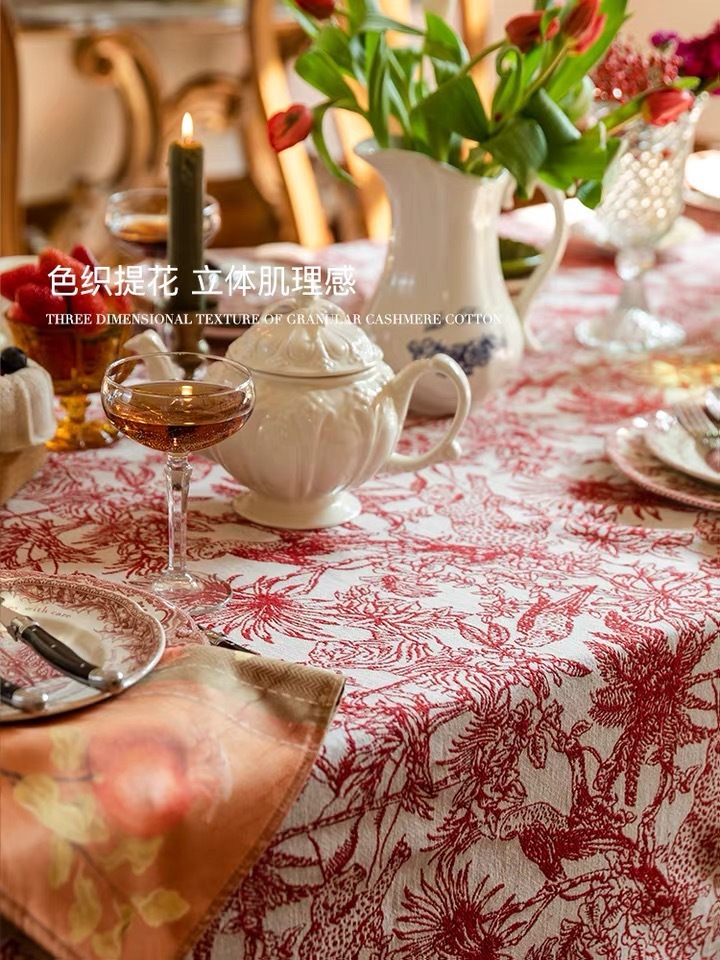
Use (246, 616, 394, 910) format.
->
(671, 401, 720, 473)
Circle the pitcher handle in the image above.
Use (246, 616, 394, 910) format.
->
(385, 356, 471, 474)
(512, 183, 568, 354)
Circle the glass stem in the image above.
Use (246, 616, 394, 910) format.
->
(60, 393, 90, 425)
(613, 245, 655, 333)
(165, 455, 191, 579)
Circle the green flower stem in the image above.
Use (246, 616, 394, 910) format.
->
(521, 42, 571, 104)
(459, 39, 506, 77)
(601, 94, 646, 133)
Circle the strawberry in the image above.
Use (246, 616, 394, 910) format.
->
(0, 263, 47, 301)
(70, 244, 98, 269)
(16, 283, 67, 326)
(104, 289, 132, 315)
(38, 248, 86, 286)
(6, 301, 34, 325)
(69, 289, 107, 318)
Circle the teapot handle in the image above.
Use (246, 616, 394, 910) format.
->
(511, 182, 568, 354)
(385, 356, 471, 474)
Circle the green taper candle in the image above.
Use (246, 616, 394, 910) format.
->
(168, 112, 205, 313)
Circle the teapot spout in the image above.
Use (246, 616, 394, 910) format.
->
(124, 330, 184, 380)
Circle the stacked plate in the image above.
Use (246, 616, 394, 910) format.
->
(0, 573, 202, 722)
(607, 399, 720, 511)
(685, 151, 720, 214)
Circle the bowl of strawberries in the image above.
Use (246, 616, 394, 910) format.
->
(0, 245, 132, 452)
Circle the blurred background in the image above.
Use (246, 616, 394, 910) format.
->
(3, 0, 719, 256)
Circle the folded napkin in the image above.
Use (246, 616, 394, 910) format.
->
(0, 645, 344, 960)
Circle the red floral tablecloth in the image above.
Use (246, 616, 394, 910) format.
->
(3, 212, 720, 959)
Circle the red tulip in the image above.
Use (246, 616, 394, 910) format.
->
(267, 104, 314, 153)
(563, 0, 607, 55)
(642, 88, 695, 126)
(295, 0, 334, 18)
(506, 12, 559, 53)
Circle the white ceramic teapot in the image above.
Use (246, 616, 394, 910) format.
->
(204, 294, 471, 529)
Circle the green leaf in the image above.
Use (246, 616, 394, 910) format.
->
(315, 26, 355, 75)
(367, 32, 390, 147)
(541, 124, 621, 190)
(312, 104, 356, 185)
(346, 0, 368, 34)
(359, 13, 424, 35)
(559, 76, 595, 122)
(412, 73, 489, 143)
(295, 49, 358, 104)
(479, 117, 547, 195)
(673, 76, 701, 90)
(424, 11, 469, 83)
(386, 49, 413, 134)
(491, 47, 525, 126)
(575, 178, 604, 208)
(283, 0, 320, 38)
(546, 0, 629, 102)
(523, 88, 581, 148)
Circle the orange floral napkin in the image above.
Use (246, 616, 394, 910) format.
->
(0, 645, 344, 960)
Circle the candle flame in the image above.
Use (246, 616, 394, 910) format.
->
(181, 112, 194, 141)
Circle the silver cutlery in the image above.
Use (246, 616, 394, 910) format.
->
(0, 675, 48, 714)
(203, 628, 259, 655)
(671, 401, 720, 473)
(0, 597, 125, 692)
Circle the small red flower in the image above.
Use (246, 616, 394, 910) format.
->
(267, 104, 314, 153)
(505, 12, 559, 53)
(563, 0, 606, 55)
(642, 88, 695, 126)
(295, 0, 334, 19)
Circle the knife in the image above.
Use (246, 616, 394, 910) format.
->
(0, 675, 49, 714)
(0, 598, 124, 693)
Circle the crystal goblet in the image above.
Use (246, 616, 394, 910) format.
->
(576, 99, 705, 355)
(101, 352, 254, 614)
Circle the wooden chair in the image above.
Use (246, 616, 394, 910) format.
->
(1, 0, 22, 255)
(247, 0, 490, 246)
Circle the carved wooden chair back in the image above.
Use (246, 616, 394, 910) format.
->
(1, 0, 22, 255)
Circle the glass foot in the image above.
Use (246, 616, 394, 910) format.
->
(138, 571, 232, 616)
(47, 417, 120, 452)
(575, 308, 685, 356)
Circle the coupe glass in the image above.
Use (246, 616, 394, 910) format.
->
(101, 352, 254, 614)
(575, 99, 704, 355)
(105, 187, 221, 263)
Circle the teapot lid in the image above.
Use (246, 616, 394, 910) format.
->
(227, 293, 382, 377)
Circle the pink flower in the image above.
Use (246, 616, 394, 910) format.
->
(562, 0, 607, 55)
(642, 88, 695, 126)
(267, 104, 314, 153)
(676, 22, 720, 89)
(505, 12, 559, 53)
(294, 0, 334, 18)
(651, 30, 679, 50)
(652, 21, 720, 93)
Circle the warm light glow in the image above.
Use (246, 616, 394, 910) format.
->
(181, 112, 194, 141)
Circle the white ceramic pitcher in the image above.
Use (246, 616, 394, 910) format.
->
(357, 141, 568, 416)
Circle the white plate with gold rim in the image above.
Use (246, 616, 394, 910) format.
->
(607, 416, 720, 511)
(0, 574, 170, 722)
(644, 408, 720, 487)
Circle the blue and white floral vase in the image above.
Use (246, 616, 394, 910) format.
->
(357, 140, 568, 415)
